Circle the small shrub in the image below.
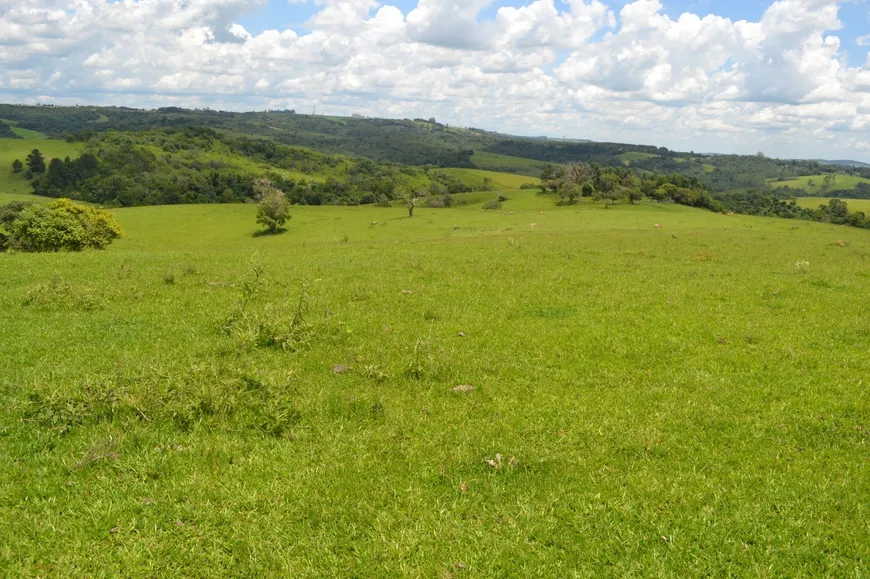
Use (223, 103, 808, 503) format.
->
(163, 271, 176, 285)
(254, 178, 291, 234)
(482, 199, 502, 211)
(182, 263, 198, 276)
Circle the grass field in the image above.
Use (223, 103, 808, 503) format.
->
(2, 190, 870, 575)
(470, 151, 548, 178)
(0, 137, 84, 196)
(796, 197, 870, 213)
(772, 173, 870, 191)
(440, 167, 539, 189)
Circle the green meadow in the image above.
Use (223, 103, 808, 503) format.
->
(439, 167, 538, 189)
(797, 196, 870, 213)
(772, 173, 870, 192)
(2, 186, 869, 576)
(470, 151, 548, 177)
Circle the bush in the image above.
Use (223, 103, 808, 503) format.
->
(254, 178, 291, 234)
(482, 199, 502, 211)
(3, 199, 123, 252)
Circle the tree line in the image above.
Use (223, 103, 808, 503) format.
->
(12, 128, 493, 207)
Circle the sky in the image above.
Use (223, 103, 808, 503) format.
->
(2, 0, 870, 160)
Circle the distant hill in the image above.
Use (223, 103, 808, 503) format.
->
(808, 159, 870, 168)
(3, 103, 870, 194)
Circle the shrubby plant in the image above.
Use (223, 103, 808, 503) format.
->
(0, 198, 123, 252)
(254, 178, 291, 234)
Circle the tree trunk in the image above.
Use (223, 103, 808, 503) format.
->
(408, 205, 414, 218)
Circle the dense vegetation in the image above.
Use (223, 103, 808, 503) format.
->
(18, 128, 490, 207)
(716, 191, 870, 229)
(0, 122, 20, 139)
(0, 198, 123, 252)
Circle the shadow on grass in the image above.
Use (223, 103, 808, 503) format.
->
(252, 228, 288, 238)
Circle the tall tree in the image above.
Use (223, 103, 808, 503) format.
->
(25, 149, 46, 175)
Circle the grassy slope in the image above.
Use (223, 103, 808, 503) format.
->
(470, 151, 548, 177)
(796, 197, 870, 213)
(772, 173, 870, 191)
(2, 193, 870, 576)
(439, 167, 539, 189)
(0, 137, 84, 198)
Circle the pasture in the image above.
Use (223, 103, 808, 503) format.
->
(2, 189, 869, 576)
(796, 196, 870, 213)
(772, 173, 870, 192)
(470, 151, 548, 177)
(439, 167, 539, 190)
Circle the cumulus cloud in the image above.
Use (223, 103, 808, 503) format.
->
(0, 0, 869, 158)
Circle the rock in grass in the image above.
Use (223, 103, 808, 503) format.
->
(332, 364, 349, 374)
(452, 384, 475, 393)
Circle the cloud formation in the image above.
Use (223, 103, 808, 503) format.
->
(1, 0, 869, 158)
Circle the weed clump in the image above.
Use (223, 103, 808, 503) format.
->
(24, 276, 104, 311)
(223, 262, 321, 353)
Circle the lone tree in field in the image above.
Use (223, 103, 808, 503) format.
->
(11, 159, 23, 174)
(254, 178, 291, 234)
(25, 149, 46, 177)
(400, 187, 427, 218)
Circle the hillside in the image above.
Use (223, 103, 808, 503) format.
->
(1, 104, 861, 193)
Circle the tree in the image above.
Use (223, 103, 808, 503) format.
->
(11, 159, 23, 174)
(254, 178, 291, 234)
(400, 187, 427, 218)
(25, 149, 46, 176)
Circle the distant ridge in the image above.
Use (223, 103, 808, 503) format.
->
(806, 159, 870, 168)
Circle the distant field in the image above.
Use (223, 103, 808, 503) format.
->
(441, 167, 539, 189)
(618, 151, 658, 163)
(796, 196, 870, 213)
(1, 119, 49, 140)
(772, 173, 870, 191)
(0, 137, 84, 196)
(471, 151, 548, 177)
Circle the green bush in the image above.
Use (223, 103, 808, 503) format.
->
(481, 199, 502, 211)
(3, 198, 124, 252)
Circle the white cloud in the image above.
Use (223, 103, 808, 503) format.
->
(0, 0, 869, 159)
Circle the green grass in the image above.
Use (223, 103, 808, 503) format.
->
(2, 191, 869, 576)
(796, 197, 870, 213)
(471, 151, 548, 177)
(772, 173, 870, 191)
(440, 167, 539, 190)
(0, 137, 84, 196)
(1, 119, 50, 140)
